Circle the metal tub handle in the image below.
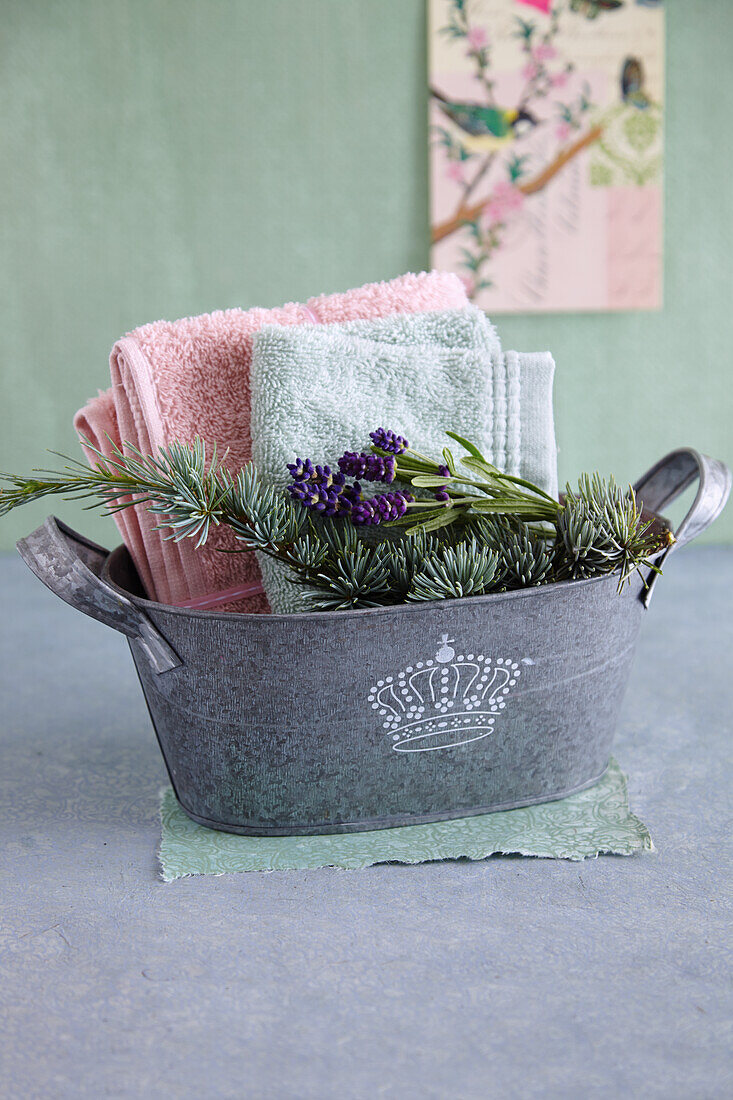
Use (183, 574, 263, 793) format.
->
(633, 448, 731, 606)
(16, 516, 181, 674)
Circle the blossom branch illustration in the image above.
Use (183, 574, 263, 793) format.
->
(431, 123, 603, 245)
(461, 151, 497, 205)
(432, 2, 602, 297)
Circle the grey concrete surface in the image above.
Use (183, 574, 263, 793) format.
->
(0, 547, 731, 1100)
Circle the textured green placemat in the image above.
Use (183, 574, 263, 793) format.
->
(158, 759, 653, 880)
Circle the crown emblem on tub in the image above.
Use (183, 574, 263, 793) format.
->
(368, 635, 523, 753)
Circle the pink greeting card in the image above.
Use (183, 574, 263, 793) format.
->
(429, 0, 664, 312)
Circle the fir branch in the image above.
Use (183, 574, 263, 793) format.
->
(408, 540, 499, 602)
(0, 432, 670, 610)
(473, 516, 554, 589)
(555, 475, 662, 590)
(300, 544, 392, 611)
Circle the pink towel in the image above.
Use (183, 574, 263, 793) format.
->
(74, 271, 468, 612)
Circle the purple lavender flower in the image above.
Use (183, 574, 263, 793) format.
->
(287, 457, 315, 482)
(369, 428, 408, 456)
(287, 458, 345, 489)
(316, 464, 345, 490)
(287, 482, 339, 516)
(288, 444, 409, 522)
(337, 451, 368, 479)
(287, 457, 362, 516)
(337, 451, 396, 483)
(350, 499, 379, 525)
(433, 464, 451, 504)
(351, 490, 414, 526)
(339, 481, 363, 513)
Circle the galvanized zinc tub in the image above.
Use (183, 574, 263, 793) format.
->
(17, 449, 730, 835)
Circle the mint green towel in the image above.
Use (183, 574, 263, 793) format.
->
(250, 307, 558, 613)
(158, 759, 652, 880)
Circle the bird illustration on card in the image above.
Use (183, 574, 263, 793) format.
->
(428, 0, 664, 311)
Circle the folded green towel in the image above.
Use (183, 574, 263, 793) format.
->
(250, 307, 557, 613)
(158, 759, 653, 879)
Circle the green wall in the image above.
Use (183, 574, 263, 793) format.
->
(1, 0, 731, 549)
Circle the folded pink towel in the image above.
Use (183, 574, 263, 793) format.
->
(74, 271, 468, 612)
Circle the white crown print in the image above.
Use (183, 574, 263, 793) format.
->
(368, 635, 523, 753)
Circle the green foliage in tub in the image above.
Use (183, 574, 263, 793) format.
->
(0, 430, 672, 611)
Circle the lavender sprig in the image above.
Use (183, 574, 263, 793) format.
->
(369, 428, 408, 455)
(337, 451, 396, 483)
(286, 458, 362, 517)
(0, 429, 670, 607)
(351, 490, 414, 526)
(288, 427, 563, 535)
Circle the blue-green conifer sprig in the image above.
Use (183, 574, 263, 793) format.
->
(0, 430, 671, 611)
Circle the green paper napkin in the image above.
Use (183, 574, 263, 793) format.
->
(158, 759, 653, 880)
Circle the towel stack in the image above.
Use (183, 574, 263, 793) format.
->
(251, 307, 557, 612)
(74, 271, 558, 614)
